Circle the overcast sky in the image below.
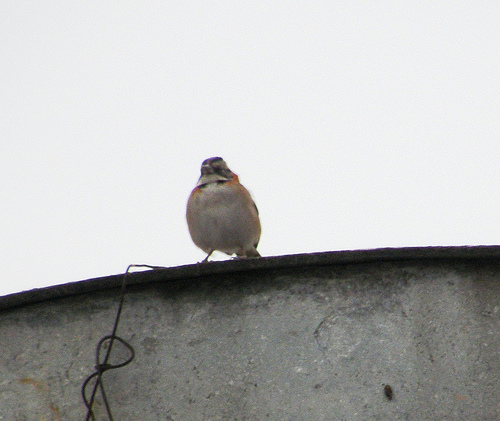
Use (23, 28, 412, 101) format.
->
(1, 1, 499, 297)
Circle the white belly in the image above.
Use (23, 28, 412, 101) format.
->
(187, 182, 260, 255)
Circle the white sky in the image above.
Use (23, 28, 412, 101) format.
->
(1, 2, 499, 297)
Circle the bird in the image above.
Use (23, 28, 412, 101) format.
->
(186, 157, 261, 262)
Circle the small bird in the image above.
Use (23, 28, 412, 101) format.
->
(186, 157, 261, 262)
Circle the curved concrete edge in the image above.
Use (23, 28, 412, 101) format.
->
(1, 245, 500, 311)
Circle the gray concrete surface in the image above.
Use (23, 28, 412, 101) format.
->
(0, 247, 499, 420)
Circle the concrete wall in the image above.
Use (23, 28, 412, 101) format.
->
(0, 247, 499, 420)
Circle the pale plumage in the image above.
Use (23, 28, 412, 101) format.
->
(186, 157, 261, 262)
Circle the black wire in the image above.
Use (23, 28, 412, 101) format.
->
(81, 264, 165, 420)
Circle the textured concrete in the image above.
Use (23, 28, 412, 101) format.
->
(0, 247, 499, 420)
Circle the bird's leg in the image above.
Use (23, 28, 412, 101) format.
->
(232, 248, 246, 259)
(201, 250, 214, 263)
